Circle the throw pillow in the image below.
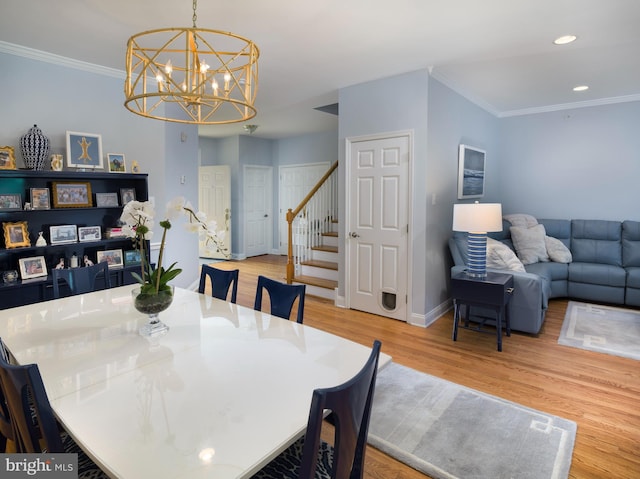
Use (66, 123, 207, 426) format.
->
(510, 224, 550, 265)
(545, 235, 573, 263)
(486, 238, 526, 272)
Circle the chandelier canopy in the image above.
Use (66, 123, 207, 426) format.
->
(124, 0, 259, 125)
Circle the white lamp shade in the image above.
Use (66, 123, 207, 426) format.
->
(453, 203, 503, 233)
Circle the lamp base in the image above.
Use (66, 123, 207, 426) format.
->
(466, 232, 488, 278)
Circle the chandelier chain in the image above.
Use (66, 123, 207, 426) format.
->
(192, 0, 198, 28)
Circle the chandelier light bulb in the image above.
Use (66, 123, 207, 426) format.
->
(165, 59, 173, 76)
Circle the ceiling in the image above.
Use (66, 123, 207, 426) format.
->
(1, 0, 639, 140)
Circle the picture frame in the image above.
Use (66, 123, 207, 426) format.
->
(120, 188, 136, 205)
(18, 256, 48, 280)
(97, 249, 124, 269)
(78, 226, 102, 242)
(52, 181, 92, 208)
(30, 187, 51, 210)
(3, 221, 30, 248)
(50, 225, 78, 245)
(124, 249, 142, 266)
(66, 131, 103, 169)
(0, 194, 22, 211)
(95, 192, 119, 207)
(0, 146, 16, 170)
(457, 144, 486, 199)
(107, 153, 126, 173)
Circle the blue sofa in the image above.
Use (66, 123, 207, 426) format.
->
(449, 219, 640, 334)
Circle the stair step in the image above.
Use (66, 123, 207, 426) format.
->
(294, 275, 338, 290)
(322, 231, 338, 238)
(300, 259, 337, 270)
(312, 245, 338, 253)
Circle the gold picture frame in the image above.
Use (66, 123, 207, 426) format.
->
(52, 181, 92, 208)
(3, 221, 30, 248)
(0, 146, 16, 170)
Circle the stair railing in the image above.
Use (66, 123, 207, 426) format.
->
(286, 161, 338, 284)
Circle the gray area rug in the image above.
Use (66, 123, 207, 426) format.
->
(558, 301, 640, 360)
(368, 363, 576, 479)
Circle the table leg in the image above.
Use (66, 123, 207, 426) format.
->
(452, 301, 460, 341)
(505, 304, 511, 337)
(496, 307, 503, 352)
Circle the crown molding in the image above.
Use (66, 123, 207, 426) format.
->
(0, 41, 124, 80)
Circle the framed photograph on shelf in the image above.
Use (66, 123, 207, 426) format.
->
(95, 192, 119, 207)
(457, 144, 486, 200)
(3, 221, 30, 248)
(66, 131, 103, 169)
(50, 225, 78, 245)
(124, 249, 142, 266)
(0, 194, 22, 211)
(0, 146, 16, 170)
(52, 181, 92, 208)
(78, 226, 102, 242)
(18, 256, 48, 280)
(30, 188, 51, 210)
(120, 188, 136, 205)
(97, 249, 124, 269)
(107, 153, 126, 173)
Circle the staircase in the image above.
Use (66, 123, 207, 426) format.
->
(286, 162, 338, 300)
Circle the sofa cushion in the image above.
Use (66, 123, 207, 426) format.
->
(539, 219, 571, 249)
(510, 224, 550, 265)
(571, 220, 622, 266)
(626, 267, 640, 288)
(486, 238, 525, 272)
(568, 262, 626, 287)
(622, 220, 640, 267)
(525, 261, 568, 282)
(545, 236, 572, 263)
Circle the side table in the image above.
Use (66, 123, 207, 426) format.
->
(451, 271, 514, 351)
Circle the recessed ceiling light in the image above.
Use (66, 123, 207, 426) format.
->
(554, 35, 577, 45)
(573, 85, 589, 92)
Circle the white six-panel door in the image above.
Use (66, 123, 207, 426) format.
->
(244, 165, 273, 257)
(198, 165, 231, 259)
(347, 134, 410, 321)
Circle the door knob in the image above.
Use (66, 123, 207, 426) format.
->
(350, 232, 360, 238)
(264, 214, 268, 218)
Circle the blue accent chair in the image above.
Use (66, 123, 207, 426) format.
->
(198, 264, 239, 303)
(52, 261, 111, 299)
(254, 275, 306, 323)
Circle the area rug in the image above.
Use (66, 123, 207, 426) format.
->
(558, 301, 640, 360)
(368, 363, 576, 479)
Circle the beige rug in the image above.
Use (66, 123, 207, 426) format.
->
(559, 301, 640, 361)
(369, 363, 576, 479)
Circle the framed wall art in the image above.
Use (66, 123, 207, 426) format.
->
(0, 146, 16, 170)
(30, 188, 51, 210)
(0, 194, 22, 211)
(50, 225, 78, 245)
(78, 226, 102, 242)
(97, 249, 124, 268)
(124, 249, 142, 266)
(52, 181, 92, 208)
(66, 131, 103, 169)
(95, 192, 119, 207)
(457, 144, 486, 199)
(120, 188, 136, 205)
(107, 153, 126, 173)
(3, 221, 30, 248)
(18, 256, 48, 280)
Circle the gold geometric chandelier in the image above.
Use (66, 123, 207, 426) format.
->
(124, 0, 259, 125)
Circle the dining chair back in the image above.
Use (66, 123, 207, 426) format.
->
(198, 264, 239, 303)
(254, 275, 306, 323)
(251, 340, 382, 479)
(0, 340, 15, 452)
(52, 261, 111, 299)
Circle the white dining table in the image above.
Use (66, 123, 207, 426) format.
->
(0, 285, 391, 478)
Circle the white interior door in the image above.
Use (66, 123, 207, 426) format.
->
(198, 165, 231, 259)
(278, 162, 330, 254)
(244, 165, 273, 257)
(347, 134, 410, 321)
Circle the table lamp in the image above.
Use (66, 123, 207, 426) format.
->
(453, 202, 503, 278)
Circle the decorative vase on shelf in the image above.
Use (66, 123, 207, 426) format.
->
(35, 232, 47, 247)
(20, 124, 50, 170)
(132, 286, 174, 336)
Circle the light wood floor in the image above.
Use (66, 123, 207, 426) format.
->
(211, 255, 640, 479)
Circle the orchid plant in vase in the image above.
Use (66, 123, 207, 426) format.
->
(120, 197, 228, 335)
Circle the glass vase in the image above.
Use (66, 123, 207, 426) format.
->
(132, 286, 174, 336)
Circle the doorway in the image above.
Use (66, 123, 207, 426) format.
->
(244, 165, 273, 257)
(198, 165, 231, 259)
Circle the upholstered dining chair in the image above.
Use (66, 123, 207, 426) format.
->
(254, 275, 306, 324)
(251, 340, 382, 479)
(0, 340, 15, 453)
(52, 261, 111, 299)
(198, 264, 239, 303)
(0, 339, 108, 477)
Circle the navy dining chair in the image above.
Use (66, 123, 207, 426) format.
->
(251, 340, 382, 479)
(254, 275, 306, 324)
(52, 261, 111, 299)
(198, 264, 239, 303)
